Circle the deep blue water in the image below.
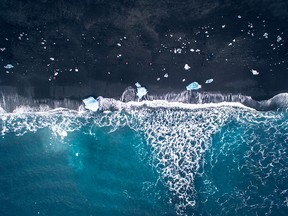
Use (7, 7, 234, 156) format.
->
(0, 106, 287, 215)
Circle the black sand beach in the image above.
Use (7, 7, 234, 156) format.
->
(0, 0, 287, 101)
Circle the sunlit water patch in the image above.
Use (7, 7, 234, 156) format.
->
(0, 104, 287, 215)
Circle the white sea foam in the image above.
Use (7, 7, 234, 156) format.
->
(0, 97, 286, 214)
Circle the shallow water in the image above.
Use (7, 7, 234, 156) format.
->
(0, 106, 287, 215)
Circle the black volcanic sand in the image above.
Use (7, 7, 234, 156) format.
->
(0, 0, 287, 101)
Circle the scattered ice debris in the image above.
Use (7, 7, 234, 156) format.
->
(238, 15, 242, 19)
(190, 49, 195, 52)
(205, 78, 214, 84)
(228, 43, 233, 46)
(135, 82, 148, 100)
(195, 49, 200, 53)
(107, 71, 111, 75)
(75, 152, 79, 157)
(222, 25, 226, 28)
(182, 79, 186, 82)
(263, 33, 269, 38)
(50, 57, 55, 61)
(186, 82, 201, 90)
(0, 48, 6, 51)
(83, 96, 99, 111)
(117, 54, 122, 58)
(117, 43, 121, 47)
(75, 68, 79, 72)
(157, 77, 160, 81)
(251, 69, 259, 75)
(164, 73, 169, 78)
(184, 64, 191, 70)
(4, 64, 14, 69)
(277, 35, 282, 42)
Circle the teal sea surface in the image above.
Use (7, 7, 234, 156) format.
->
(0, 105, 287, 215)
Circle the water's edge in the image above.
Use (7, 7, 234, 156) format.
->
(1, 87, 288, 113)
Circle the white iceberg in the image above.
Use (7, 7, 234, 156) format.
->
(135, 82, 148, 100)
(184, 64, 191, 70)
(205, 79, 214, 84)
(251, 69, 259, 75)
(4, 64, 14, 69)
(82, 97, 99, 111)
(186, 82, 201, 90)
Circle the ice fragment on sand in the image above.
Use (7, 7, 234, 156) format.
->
(83, 97, 99, 111)
(135, 82, 148, 99)
(277, 35, 282, 42)
(251, 69, 259, 75)
(174, 48, 182, 54)
(4, 64, 14, 69)
(186, 82, 201, 90)
(184, 64, 191, 70)
(205, 78, 214, 84)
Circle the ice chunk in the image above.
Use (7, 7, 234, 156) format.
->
(164, 73, 168, 78)
(135, 82, 141, 88)
(82, 97, 99, 111)
(174, 48, 182, 54)
(4, 64, 14, 69)
(184, 64, 191, 70)
(135, 82, 148, 100)
(186, 82, 201, 90)
(205, 78, 214, 84)
(50, 57, 55, 61)
(263, 33, 269, 38)
(277, 35, 282, 42)
(251, 69, 259, 75)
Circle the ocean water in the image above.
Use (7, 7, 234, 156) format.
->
(0, 104, 287, 216)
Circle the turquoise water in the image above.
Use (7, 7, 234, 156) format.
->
(0, 106, 287, 215)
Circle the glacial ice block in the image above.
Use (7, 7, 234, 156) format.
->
(4, 64, 14, 69)
(186, 82, 201, 90)
(135, 82, 148, 99)
(205, 79, 214, 84)
(82, 97, 99, 111)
